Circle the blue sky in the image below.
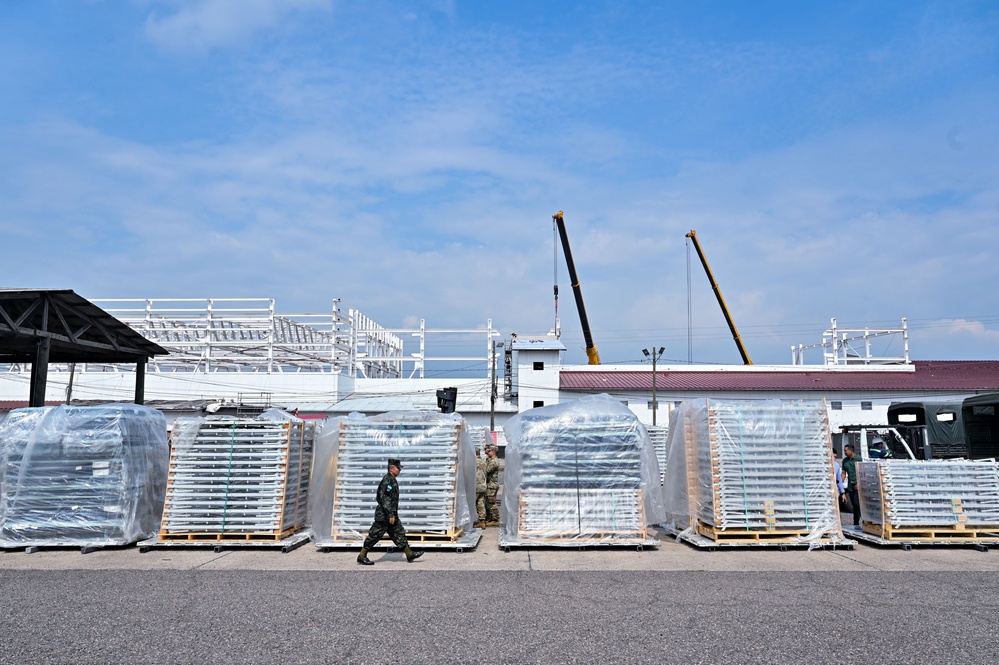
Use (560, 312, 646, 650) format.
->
(2, 0, 997, 367)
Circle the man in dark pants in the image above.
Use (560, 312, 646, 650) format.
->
(841, 443, 862, 527)
(357, 458, 423, 566)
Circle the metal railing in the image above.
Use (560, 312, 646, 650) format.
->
(792, 317, 910, 366)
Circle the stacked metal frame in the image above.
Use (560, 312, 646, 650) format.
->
(0, 405, 168, 548)
(311, 412, 476, 546)
(500, 394, 665, 547)
(858, 459, 999, 540)
(648, 425, 668, 486)
(158, 410, 314, 542)
(468, 425, 489, 453)
(663, 399, 846, 547)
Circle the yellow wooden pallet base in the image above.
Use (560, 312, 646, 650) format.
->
(329, 528, 465, 544)
(157, 526, 302, 542)
(695, 522, 841, 543)
(862, 522, 999, 541)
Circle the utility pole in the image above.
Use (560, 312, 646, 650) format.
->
(642, 346, 665, 425)
(65, 362, 76, 404)
(490, 340, 498, 431)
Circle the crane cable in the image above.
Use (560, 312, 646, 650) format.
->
(686, 235, 693, 364)
(553, 218, 559, 338)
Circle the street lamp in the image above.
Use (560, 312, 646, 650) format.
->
(642, 346, 665, 425)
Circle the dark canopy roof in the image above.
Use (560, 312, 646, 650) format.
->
(0, 289, 167, 363)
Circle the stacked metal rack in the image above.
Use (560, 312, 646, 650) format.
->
(468, 425, 489, 452)
(0, 405, 168, 550)
(312, 412, 478, 550)
(500, 395, 663, 548)
(154, 413, 314, 547)
(648, 425, 668, 486)
(856, 460, 999, 544)
(664, 399, 847, 548)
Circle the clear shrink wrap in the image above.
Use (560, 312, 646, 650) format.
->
(663, 399, 845, 547)
(311, 411, 475, 544)
(0, 404, 168, 547)
(160, 409, 314, 539)
(858, 459, 999, 530)
(500, 394, 665, 546)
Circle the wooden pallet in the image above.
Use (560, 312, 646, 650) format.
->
(861, 521, 999, 542)
(157, 526, 302, 542)
(515, 534, 649, 546)
(403, 529, 465, 543)
(695, 521, 843, 544)
(329, 528, 465, 544)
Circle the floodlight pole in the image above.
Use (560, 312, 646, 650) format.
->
(643, 346, 665, 425)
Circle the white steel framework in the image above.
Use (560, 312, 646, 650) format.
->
(347, 318, 500, 382)
(791, 317, 910, 366)
(83, 298, 405, 376)
(1, 298, 500, 380)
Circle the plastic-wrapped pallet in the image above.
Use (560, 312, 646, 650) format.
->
(0, 404, 168, 548)
(500, 394, 665, 547)
(310, 411, 476, 545)
(858, 459, 999, 539)
(158, 409, 314, 542)
(663, 399, 845, 547)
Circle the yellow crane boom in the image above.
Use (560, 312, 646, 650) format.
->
(554, 211, 600, 365)
(685, 229, 753, 365)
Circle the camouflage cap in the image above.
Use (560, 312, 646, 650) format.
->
(485, 444, 498, 452)
(388, 458, 402, 469)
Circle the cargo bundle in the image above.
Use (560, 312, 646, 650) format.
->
(311, 411, 478, 549)
(858, 459, 999, 542)
(499, 394, 664, 548)
(156, 410, 314, 544)
(663, 399, 847, 548)
(0, 404, 168, 549)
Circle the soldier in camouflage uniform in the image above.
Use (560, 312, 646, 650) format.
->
(484, 444, 501, 525)
(357, 458, 424, 565)
(474, 449, 487, 529)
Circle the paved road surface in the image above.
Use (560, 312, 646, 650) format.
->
(3, 528, 999, 663)
(2, 568, 998, 663)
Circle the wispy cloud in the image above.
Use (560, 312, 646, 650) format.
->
(144, 0, 332, 52)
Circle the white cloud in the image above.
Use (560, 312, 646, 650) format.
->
(144, 0, 331, 52)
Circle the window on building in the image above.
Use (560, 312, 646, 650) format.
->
(647, 400, 658, 410)
(830, 401, 842, 410)
(937, 412, 956, 422)
(533, 361, 544, 371)
(620, 400, 628, 407)
(861, 401, 873, 411)
(533, 400, 544, 408)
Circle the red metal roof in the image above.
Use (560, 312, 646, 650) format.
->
(0, 401, 62, 410)
(559, 361, 999, 392)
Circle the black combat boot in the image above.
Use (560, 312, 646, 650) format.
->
(357, 548, 373, 566)
(404, 547, 423, 563)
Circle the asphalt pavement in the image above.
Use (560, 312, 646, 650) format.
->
(2, 529, 999, 663)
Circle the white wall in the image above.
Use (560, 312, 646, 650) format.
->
(0, 370, 344, 407)
(515, 349, 562, 411)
